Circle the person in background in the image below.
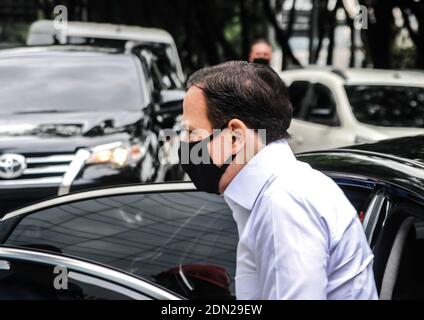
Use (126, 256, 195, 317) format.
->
(248, 38, 273, 66)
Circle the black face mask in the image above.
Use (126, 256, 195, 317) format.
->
(252, 58, 270, 66)
(178, 129, 235, 194)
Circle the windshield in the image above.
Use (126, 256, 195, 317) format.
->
(345, 85, 424, 127)
(0, 53, 144, 114)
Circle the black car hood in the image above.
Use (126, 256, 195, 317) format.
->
(0, 110, 142, 154)
(0, 110, 142, 137)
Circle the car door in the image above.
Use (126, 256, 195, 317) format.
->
(0, 246, 179, 300)
(360, 189, 424, 300)
(287, 81, 345, 153)
(286, 80, 312, 151)
(335, 179, 424, 300)
(0, 182, 238, 300)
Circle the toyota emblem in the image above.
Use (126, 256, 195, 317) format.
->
(0, 154, 27, 179)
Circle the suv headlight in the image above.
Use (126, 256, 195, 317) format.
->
(86, 142, 143, 168)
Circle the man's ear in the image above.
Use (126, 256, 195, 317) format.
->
(227, 119, 247, 154)
(248, 52, 254, 63)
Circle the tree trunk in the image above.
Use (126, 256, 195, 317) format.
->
(398, 1, 424, 68)
(241, 0, 252, 60)
(313, 0, 329, 64)
(359, 0, 395, 69)
(326, 0, 339, 65)
(341, 1, 356, 67)
(263, 0, 302, 68)
(308, 0, 319, 64)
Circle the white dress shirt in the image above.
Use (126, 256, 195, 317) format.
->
(223, 139, 378, 300)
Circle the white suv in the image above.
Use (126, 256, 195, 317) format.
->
(280, 68, 424, 153)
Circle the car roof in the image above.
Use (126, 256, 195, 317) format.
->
(343, 68, 424, 86)
(281, 67, 424, 87)
(343, 135, 424, 165)
(1, 182, 196, 221)
(0, 45, 126, 59)
(27, 20, 175, 45)
(298, 135, 424, 169)
(297, 135, 424, 200)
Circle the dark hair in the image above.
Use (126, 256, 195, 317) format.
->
(186, 61, 292, 143)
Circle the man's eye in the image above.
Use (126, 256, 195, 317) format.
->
(180, 128, 196, 142)
(181, 128, 191, 136)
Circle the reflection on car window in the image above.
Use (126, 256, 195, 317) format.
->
(288, 81, 338, 125)
(287, 80, 311, 119)
(339, 185, 373, 218)
(67, 271, 149, 300)
(305, 83, 338, 126)
(134, 43, 183, 91)
(0, 257, 147, 300)
(346, 85, 424, 127)
(0, 54, 144, 113)
(5, 192, 237, 297)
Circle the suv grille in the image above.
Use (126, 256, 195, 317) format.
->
(0, 153, 75, 186)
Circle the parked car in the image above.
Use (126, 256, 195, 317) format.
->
(0, 45, 184, 214)
(0, 247, 180, 300)
(2, 135, 424, 299)
(27, 20, 185, 84)
(0, 183, 235, 300)
(280, 68, 424, 152)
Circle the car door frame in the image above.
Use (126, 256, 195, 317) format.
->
(0, 246, 181, 300)
(0, 182, 198, 252)
(286, 73, 348, 152)
(1, 182, 196, 223)
(319, 171, 393, 242)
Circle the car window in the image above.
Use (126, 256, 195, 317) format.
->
(287, 80, 311, 119)
(0, 256, 149, 300)
(345, 85, 424, 127)
(134, 43, 183, 92)
(304, 83, 339, 126)
(67, 271, 150, 300)
(338, 185, 374, 221)
(0, 54, 144, 113)
(3, 192, 237, 298)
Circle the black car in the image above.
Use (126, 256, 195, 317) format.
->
(1, 135, 424, 300)
(0, 45, 184, 214)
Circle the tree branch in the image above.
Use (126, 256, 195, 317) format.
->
(263, 0, 302, 68)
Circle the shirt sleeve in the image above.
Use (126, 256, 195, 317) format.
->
(251, 190, 330, 300)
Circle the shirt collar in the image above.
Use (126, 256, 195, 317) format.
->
(223, 139, 296, 211)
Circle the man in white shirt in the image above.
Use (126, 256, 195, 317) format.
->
(178, 61, 378, 300)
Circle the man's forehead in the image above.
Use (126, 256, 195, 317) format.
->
(252, 42, 272, 51)
(183, 86, 212, 130)
(183, 87, 207, 116)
